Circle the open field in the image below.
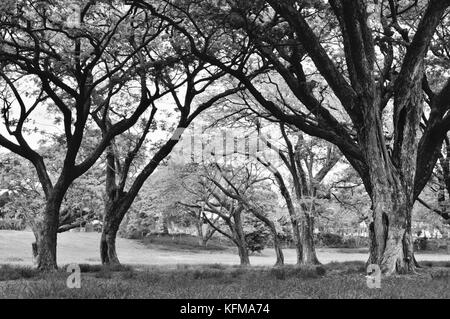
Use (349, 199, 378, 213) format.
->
(1, 230, 450, 267)
(1, 262, 450, 299)
(1, 230, 450, 298)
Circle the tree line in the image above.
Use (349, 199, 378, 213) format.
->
(1, 0, 450, 276)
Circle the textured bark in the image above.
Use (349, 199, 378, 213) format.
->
(100, 212, 121, 265)
(249, 208, 284, 266)
(33, 201, 60, 271)
(234, 211, 250, 265)
(299, 213, 320, 265)
(272, 233, 284, 266)
(100, 144, 123, 265)
(196, 221, 205, 247)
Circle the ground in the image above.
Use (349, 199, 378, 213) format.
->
(2, 230, 449, 266)
(1, 230, 450, 298)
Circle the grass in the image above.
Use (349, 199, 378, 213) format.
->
(140, 233, 231, 252)
(1, 261, 449, 299)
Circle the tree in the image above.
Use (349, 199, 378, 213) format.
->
(0, 0, 178, 270)
(199, 162, 284, 266)
(94, 42, 243, 264)
(134, 0, 450, 275)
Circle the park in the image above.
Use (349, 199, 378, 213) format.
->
(1, 0, 450, 299)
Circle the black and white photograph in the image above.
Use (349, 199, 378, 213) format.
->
(0, 0, 450, 305)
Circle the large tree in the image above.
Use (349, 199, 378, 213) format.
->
(132, 0, 450, 274)
(0, 0, 176, 270)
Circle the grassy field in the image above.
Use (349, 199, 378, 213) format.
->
(1, 230, 450, 298)
(2, 230, 449, 267)
(1, 262, 450, 298)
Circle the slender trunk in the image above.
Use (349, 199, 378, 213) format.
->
(285, 207, 302, 264)
(273, 233, 284, 266)
(196, 220, 205, 247)
(250, 209, 284, 266)
(101, 144, 122, 265)
(233, 211, 250, 266)
(161, 217, 170, 235)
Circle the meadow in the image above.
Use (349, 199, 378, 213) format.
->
(1, 230, 450, 299)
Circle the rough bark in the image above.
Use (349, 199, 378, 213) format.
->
(234, 210, 250, 265)
(249, 208, 284, 266)
(100, 212, 121, 265)
(33, 200, 61, 271)
(196, 220, 205, 247)
(299, 212, 320, 265)
(100, 144, 122, 265)
(272, 233, 285, 266)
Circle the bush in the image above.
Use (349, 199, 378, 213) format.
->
(0, 218, 26, 231)
(414, 238, 447, 251)
(0, 265, 39, 281)
(316, 233, 343, 247)
(245, 232, 266, 253)
(341, 236, 370, 248)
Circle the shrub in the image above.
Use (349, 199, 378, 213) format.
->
(414, 238, 447, 251)
(0, 218, 26, 231)
(0, 265, 39, 281)
(316, 233, 343, 247)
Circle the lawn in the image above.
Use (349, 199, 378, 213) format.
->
(1, 230, 450, 299)
(0, 262, 450, 299)
(2, 230, 449, 267)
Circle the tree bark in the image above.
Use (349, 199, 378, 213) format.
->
(100, 211, 121, 265)
(196, 220, 205, 247)
(234, 211, 250, 266)
(33, 200, 61, 271)
(272, 233, 284, 266)
(248, 208, 284, 266)
(299, 213, 320, 265)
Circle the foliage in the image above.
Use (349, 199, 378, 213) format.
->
(244, 216, 271, 253)
(316, 232, 343, 248)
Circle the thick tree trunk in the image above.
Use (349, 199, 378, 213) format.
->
(299, 213, 320, 265)
(33, 201, 60, 271)
(100, 213, 121, 265)
(370, 183, 416, 275)
(237, 242, 250, 266)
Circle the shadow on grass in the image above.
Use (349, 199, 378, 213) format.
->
(139, 234, 231, 253)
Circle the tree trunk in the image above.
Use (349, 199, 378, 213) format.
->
(233, 211, 250, 266)
(100, 212, 121, 265)
(33, 201, 60, 271)
(272, 233, 284, 266)
(196, 220, 205, 247)
(161, 217, 170, 235)
(370, 183, 416, 275)
(249, 209, 284, 266)
(237, 242, 250, 266)
(299, 213, 320, 265)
